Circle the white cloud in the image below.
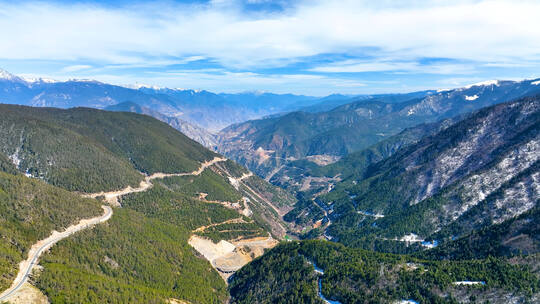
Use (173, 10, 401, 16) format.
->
(0, 0, 539, 70)
(61, 64, 92, 72)
(309, 59, 476, 75)
(310, 61, 419, 73)
(177, 56, 206, 64)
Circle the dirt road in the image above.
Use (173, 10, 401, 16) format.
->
(84, 157, 227, 205)
(0, 205, 113, 302)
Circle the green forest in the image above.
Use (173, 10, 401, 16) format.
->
(31, 167, 272, 303)
(0, 171, 103, 291)
(36, 208, 228, 304)
(230, 240, 540, 304)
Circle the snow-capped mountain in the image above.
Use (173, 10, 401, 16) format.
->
(0, 69, 342, 132)
(0, 69, 24, 82)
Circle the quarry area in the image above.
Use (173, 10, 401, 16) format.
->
(188, 235, 278, 280)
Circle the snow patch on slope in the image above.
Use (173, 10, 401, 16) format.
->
(122, 83, 162, 90)
(394, 234, 438, 248)
(0, 69, 18, 81)
(492, 171, 540, 224)
(0, 69, 26, 83)
(453, 281, 485, 286)
(465, 95, 479, 101)
(448, 137, 539, 222)
(414, 118, 492, 204)
(9, 148, 21, 168)
(400, 233, 423, 243)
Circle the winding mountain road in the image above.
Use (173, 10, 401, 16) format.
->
(83, 157, 227, 205)
(0, 156, 227, 302)
(0, 205, 113, 302)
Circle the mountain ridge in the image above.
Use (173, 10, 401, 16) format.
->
(0, 68, 353, 132)
(218, 78, 540, 179)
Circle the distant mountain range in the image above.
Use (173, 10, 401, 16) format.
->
(218, 78, 540, 179)
(0, 68, 355, 132)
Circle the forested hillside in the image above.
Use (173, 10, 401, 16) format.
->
(0, 104, 216, 192)
(36, 195, 236, 303)
(0, 171, 103, 292)
(0, 104, 296, 303)
(30, 158, 292, 302)
(230, 240, 540, 304)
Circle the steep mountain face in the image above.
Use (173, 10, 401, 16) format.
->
(105, 101, 219, 148)
(293, 96, 539, 252)
(218, 79, 540, 179)
(227, 97, 540, 304)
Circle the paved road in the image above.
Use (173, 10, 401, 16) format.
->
(0, 206, 113, 302)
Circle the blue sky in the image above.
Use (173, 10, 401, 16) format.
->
(1, 0, 539, 95)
